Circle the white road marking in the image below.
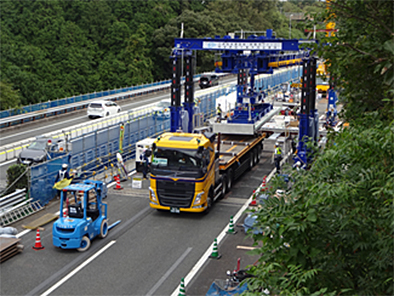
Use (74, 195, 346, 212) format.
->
(146, 247, 193, 296)
(170, 172, 276, 296)
(40, 240, 116, 296)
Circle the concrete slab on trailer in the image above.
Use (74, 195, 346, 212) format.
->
(212, 107, 281, 135)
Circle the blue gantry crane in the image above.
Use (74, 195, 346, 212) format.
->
(169, 29, 315, 133)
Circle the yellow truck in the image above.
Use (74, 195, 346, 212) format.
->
(316, 61, 330, 94)
(291, 61, 329, 94)
(148, 128, 267, 214)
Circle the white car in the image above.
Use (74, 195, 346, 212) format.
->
(152, 99, 171, 119)
(87, 100, 121, 119)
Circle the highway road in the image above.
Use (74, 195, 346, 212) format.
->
(0, 149, 275, 296)
(0, 75, 236, 146)
(0, 75, 236, 190)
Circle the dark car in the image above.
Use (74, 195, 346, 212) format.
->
(199, 74, 219, 89)
(17, 137, 65, 165)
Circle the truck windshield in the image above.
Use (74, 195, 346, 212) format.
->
(151, 148, 204, 178)
(316, 76, 329, 85)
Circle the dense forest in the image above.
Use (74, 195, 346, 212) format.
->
(0, 0, 322, 110)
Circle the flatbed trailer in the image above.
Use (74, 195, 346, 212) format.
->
(148, 114, 273, 214)
(217, 133, 266, 185)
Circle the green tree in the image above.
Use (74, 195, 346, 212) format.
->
(245, 1, 394, 294)
(4, 164, 29, 196)
(312, 0, 394, 124)
(0, 81, 21, 110)
(245, 115, 393, 295)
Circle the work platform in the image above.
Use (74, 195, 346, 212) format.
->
(212, 107, 281, 135)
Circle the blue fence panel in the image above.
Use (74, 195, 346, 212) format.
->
(97, 129, 108, 146)
(71, 138, 84, 154)
(70, 153, 80, 168)
(30, 155, 70, 205)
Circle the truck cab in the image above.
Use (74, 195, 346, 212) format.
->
(52, 180, 108, 252)
(149, 132, 222, 213)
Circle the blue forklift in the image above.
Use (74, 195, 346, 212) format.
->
(52, 180, 108, 252)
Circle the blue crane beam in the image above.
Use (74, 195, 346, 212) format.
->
(174, 38, 302, 52)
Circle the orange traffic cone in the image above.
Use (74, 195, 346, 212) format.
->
(32, 229, 45, 250)
(114, 175, 123, 190)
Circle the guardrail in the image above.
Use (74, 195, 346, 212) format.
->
(0, 74, 218, 129)
(0, 188, 44, 226)
(0, 67, 301, 163)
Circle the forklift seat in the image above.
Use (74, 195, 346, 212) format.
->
(68, 205, 83, 218)
(87, 203, 99, 221)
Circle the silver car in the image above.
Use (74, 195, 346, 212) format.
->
(87, 100, 121, 119)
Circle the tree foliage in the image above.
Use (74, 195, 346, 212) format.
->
(246, 117, 393, 295)
(1, 0, 320, 109)
(312, 0, 394, 124)
(245, 1, 394, 294)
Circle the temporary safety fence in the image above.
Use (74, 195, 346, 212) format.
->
(29, 113, 173, 205)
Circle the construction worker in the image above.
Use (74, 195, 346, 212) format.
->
(273, 142, 282, 174)
(55, 164, 70, 199)
(140, 148, 151, 179)
(216, 104, 222, 123)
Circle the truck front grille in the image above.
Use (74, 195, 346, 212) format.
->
(157, 180, 195, 208)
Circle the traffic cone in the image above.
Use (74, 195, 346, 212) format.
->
(114, 175, 123, 190)
(32, 229, 45, 250)
(249, 190, 258, 206)
(178, 278, 186, 296)
(227, 216, 237, 234)
(209, 238, 221, 259)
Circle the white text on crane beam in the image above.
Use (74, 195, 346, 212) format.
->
(202, 41, 282, 51)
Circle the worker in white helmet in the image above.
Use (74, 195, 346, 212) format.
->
(55, 164, 70, 199)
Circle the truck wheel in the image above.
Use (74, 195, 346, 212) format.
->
(248, 151, 254, 170)
(253, 148, 258, 164)
(219, 177, 227, 199)
(226, 169, 233, 192)
(98, 219, 108, 238)
(256, 145, 262, 162)
(77, 236, 91, 252)
(204, 190, 214, 214)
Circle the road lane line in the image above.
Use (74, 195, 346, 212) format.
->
(170, 172, 276, 296)
(40, 240, 116, 296)
(146, 247, 193, 296)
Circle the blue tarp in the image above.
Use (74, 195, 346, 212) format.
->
(206, 281, 248, 296)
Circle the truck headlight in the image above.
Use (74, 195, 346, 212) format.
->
(149, 187, 157, 202)
(193, 191, 205, 206)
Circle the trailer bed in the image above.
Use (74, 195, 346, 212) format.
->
(216, 133, 265, 171)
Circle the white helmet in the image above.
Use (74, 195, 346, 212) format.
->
(62, 164, 68, 169)
(275, 142, 279, 146)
